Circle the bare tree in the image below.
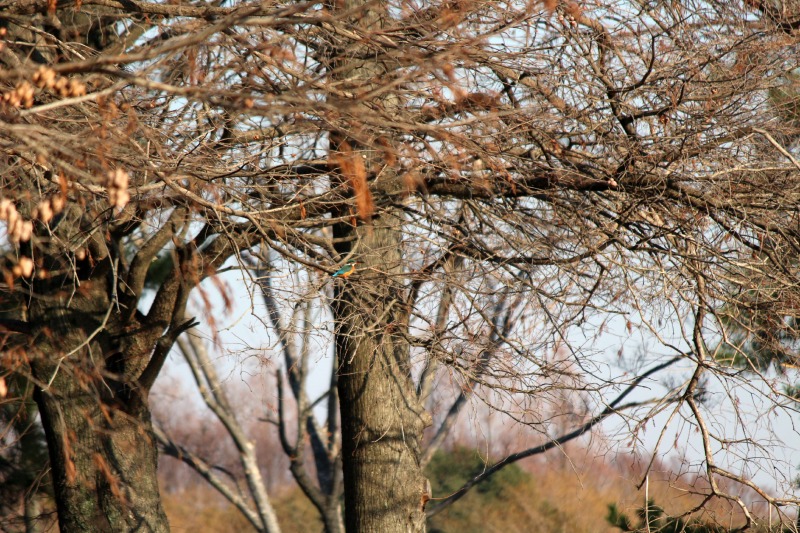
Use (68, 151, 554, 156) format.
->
(155, 257, 346, 533)
(4, 0, 800, 531)
(155, 334, 282, 533)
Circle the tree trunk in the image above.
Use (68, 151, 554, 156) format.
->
(24, 493, 43, 533)
(34, 384, 168, 533)
(1, 9, 177, 530)
(327, 0, 432, 527)
(28, 259, 170, 533)
(333, 218, 432, 532)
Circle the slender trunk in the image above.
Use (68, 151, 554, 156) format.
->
(24, 493, 43, 533)
(333, 219, 431, 532)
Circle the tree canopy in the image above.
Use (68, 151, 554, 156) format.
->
(2, 0, 800, 531)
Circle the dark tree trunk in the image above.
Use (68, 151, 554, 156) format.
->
(27, 245, 173, 533)
(34, 383, 168, 533)
(333, 218, 432, 533)
(1, 9, 177, 530)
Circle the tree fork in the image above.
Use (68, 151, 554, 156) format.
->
(26, 251, 173, 532)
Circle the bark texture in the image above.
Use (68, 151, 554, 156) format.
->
(22, 257, 192, 533)
(334, 217, 432, 533)
(35, 382, 168, 533)
(29, 259, 171, 533)
(328, 0, 432, 528)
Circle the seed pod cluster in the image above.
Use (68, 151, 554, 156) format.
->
(1, 82, 35, 109)
(2, 68, 87, 110)
(33, 195, 66, 224)
(32, 67, 87, 98)
(105, 168, 130, 209)
(11, 256, 33, 278)
(0, 199, 32, 243)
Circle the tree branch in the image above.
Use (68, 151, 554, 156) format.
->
(426, 354, 684, 516)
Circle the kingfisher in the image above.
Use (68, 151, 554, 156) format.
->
(332, 260, 357, 278)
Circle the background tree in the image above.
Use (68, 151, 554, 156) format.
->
(157, 256, 680, 532)
(607, 500, 730, 533)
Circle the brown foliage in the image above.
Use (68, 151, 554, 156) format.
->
(162, 486, 258, 533)
(330, 140, 375, 222)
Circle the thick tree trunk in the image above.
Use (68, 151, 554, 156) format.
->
(327, 0, 432, 528)
(1, 10, 176, 530)
(28, 260, 171, 533)
(333, 218, 431, 532)
(34, 384, 168, 533)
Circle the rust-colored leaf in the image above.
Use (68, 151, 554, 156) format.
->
(541, 0, 557, 14)
(565, 1, 583, 19)
(210, 274, 233, 313)
(332, 140, 374, 222)
(376, 137, 397, 167)
(402, 170, 427, 196)
(186, 48, 198, 85)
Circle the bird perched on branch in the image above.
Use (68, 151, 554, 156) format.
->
(332, 260, 357, 278)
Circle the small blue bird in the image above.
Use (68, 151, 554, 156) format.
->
(332, 260, 357, 278)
